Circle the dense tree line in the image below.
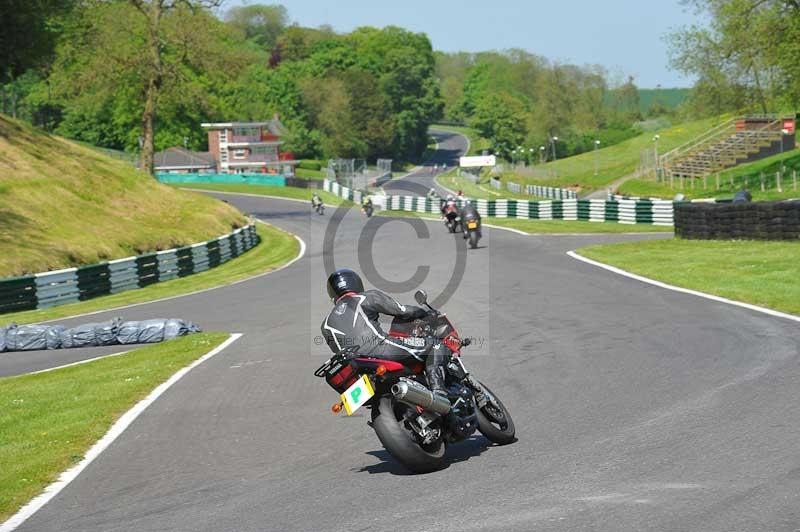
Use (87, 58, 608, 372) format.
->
(0, 2, 442, 173)
(669, 0, 800, 116)
(434, 50, 660, 161)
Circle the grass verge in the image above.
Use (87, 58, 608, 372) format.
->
(0, 332, 229, 522)
(1, 224, 299, 326)
(174, 183, 353, 207)
(378, 210, 672, 234)
(0, 115, 245, 277)
(577, 239, 800, 315)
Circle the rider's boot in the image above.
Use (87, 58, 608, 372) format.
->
(425, 343, 449, 398)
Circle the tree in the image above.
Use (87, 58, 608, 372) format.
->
(224, 4, 289, 50)
(0, 0, 74, 117)
(611, 76, 642, 122)
(47, 1, 250, 174)
(469, 91, 527, 157)
(669, 0, 800, 114)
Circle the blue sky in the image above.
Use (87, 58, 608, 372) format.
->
(230, 0, 705, 88)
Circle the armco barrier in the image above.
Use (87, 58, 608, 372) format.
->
(156, 173, 286, 187)
(525, 184, 577, 200)
(674, 200, 800, 240)
(385, 195, 673, 225)
(322, 179, 363, 204)
(322, 179, 673, 225)
(0, 224, 259, 314)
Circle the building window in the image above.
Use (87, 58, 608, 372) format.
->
(233, 149, 247, 160)
(233, 127, 259, 137)
(219, 129, 228, 142)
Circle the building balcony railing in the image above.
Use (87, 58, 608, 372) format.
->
(242, 154, 279, 162)
(230, 135, 262, 143)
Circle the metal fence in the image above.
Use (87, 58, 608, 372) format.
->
(0, 224, 259, 315)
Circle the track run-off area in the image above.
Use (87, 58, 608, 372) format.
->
(4, 130, 800, 532)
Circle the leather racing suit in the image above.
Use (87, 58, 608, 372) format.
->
(321, 289, 449, 392)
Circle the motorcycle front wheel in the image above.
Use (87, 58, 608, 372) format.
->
(475, 381, 516, 444)
(371, 395, 446, 473)
(468, 231, 478, 248)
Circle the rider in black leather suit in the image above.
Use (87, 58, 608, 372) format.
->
(321, 269, 449, 395)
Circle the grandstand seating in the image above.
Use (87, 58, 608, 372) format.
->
(661, 116, 796, 179)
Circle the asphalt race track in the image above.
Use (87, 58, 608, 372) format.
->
(382, 128, 466, 197)
(5, 132, 800, 532)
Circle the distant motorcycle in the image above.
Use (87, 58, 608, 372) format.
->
(314, 202, 325, 215)
(442, 201, 460, 233)
(463, 215, 481, 249)
(362, 201, 374, 218)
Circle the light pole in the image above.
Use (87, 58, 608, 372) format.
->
(529, 147, 534, 166)
(652, 134, 661, 179)
(551, 136, 558, 162)
(539, 146, 546, 164)
(594, 139, 601, 176)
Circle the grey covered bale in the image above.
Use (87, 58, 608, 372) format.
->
(117, 319, 201, 345)
(46, 325, 65, 350)
(0, 316, 200, 352)
(4, 324, 52, 351)
(58, 318, 122, 349)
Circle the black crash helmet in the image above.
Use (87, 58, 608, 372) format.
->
(326, 268, 364, 299)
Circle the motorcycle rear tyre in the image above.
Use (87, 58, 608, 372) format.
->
(469, 231, 478, 248)
(372, 396, 446, 473)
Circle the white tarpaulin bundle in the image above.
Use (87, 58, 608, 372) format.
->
(0, 318, 201, 352)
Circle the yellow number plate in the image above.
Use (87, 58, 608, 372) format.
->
(467, 221, 478, 229)
(340, 375, 375, 415)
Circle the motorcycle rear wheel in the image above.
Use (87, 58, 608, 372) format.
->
(371, 395, 446, 473)
(475, 381, 516, 444)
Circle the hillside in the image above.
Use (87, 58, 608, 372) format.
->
(0, 115, 246, 277)
(500, 115, 729, 193)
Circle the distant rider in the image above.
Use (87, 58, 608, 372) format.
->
(311, 192, 323, 214)
(320, 269, 449, 396)
(460, 200, 482, 240)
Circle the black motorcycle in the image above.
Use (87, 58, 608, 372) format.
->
(362, 202, 374, 218)
(315, 289, 515, 473)
(313, 202, 325, 215)
(463, 215, 481, 248)
(443, 210, 460, 233)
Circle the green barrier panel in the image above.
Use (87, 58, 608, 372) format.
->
(156, 173, 286, 187)
(552, 201, 563, 220)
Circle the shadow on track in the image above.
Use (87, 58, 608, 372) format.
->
(355, 435, 496, 475)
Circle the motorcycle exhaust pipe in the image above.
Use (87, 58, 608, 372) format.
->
(391, 379, 451, 416)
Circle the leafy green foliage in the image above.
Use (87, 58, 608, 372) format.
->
(12, 4, 443, 165)
(669, 0, 800, 116)
(436, 49, 655, 161)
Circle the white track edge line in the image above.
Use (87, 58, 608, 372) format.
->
(0, 333, 243, 532)
(27, 350, 131, 375)
(566, 250, 800, 324)
(31, 227, 306, 325)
